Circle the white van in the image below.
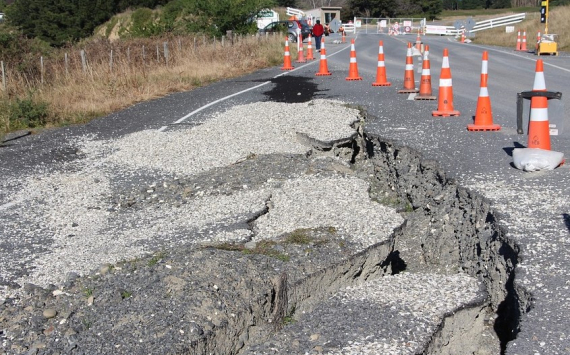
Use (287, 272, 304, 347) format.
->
(255, 9, 279, 29)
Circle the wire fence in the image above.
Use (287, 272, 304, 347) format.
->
(0, 32, 274, 93)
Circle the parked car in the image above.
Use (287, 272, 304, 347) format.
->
(259, 20, 312, 43)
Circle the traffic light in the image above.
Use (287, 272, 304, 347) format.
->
(540, 0, 547, 23)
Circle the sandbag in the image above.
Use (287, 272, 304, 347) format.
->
(513, 148, 565, 171)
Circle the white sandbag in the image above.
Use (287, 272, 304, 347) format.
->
(513, 148, 565, 172)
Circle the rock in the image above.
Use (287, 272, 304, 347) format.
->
(244, 241, 257, 250)
(100, 265, 110, 275)
(43, 325, 55, 335)
(43, 309, 57, 319)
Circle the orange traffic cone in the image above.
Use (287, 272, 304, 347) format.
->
(398, 42, 418, 93)
(432, 48, 460, 117)
(415, 29, 422, 51)
(296, 33, 306, 63)
(342, 29, 346, 43)
(372, 41, 391, 87)
(315, 37, 332, 76)
(527, 59, 551, 150)
(521, 30, 528, 51)
(515, 30, 522, 51)
(346, 39, 362, 81)
(306, 34, 315, 60)
(281, 37, 294, 70)
(415, 45, 436, 100)
(468, 51, 501, 131)
(461, 30, 465, 43)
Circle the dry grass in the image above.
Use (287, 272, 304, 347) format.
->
(0, 33, 285, 135)
(473, 5, 570, 51)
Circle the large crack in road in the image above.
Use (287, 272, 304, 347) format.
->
(0, 100, 526, 354)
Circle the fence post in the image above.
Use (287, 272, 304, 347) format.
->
(65, 53, 69, 76)
(178, 38, 182, 52)
(80, 50, 87, 73)
(1, 61, 5, 91)
(40, 56, 44, 84)
(110, 49, 113, 71)
(156, 45, 160, 62)
(193, 37, 197, 52)
(163, 42, 168, 65)
(227, 30, 234, 46)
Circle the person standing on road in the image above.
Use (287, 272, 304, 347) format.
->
(312, 20, 324, 51)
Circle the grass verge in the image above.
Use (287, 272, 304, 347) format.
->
(0, 33, 284, 136)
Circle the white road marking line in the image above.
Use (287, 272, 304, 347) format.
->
(0, 199, 23, 212)
(159, 41, 354, 132)
(456, 42, 570, 73)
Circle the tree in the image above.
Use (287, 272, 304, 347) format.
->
(165, 0, 276, 36)
(276, 0, 297, 7)
(6, 0, 119, 46)
(5, 0, 174, 46)
(347, 0, 396, 17)
(421, 0, 443, 19)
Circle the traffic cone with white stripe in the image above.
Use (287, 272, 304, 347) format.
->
(398, 42, 418, 93)
(515, 30, 522, 51)
(296, 33, 306, 63)
(346, 39, 362, 81)
(536, 31, 541, 52)
(415, 45, 436, 100)
(372, 41, 391, 86)
(315, 38, 332, 76)
(432, 48, 460, 117)
(527, 59, 550, 150)
(281, 37, 294, 70)
(415, 29, 422, 51)
(306, 34, 315, 60)
(521, 30, 528, 51)
(468, 51, 501, 131)
(342, 30, 346, 43)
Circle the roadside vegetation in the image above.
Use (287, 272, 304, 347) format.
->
(473, 5, 570, 51)
(0, 32, 284, 139)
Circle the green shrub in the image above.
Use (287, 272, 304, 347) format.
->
(128, 8, 163, 38)
(9, 95, 50, 129)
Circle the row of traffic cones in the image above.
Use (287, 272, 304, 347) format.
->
(281, 37, 553, 150)
(515, 30, 528, 51)
(281, 34, 316, 70)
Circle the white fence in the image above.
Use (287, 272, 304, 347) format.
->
(471, 13, 526, 32)
(354, 13, 525, 37)
(425, 13, 526, 36)
(342, 23, 356, 33)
